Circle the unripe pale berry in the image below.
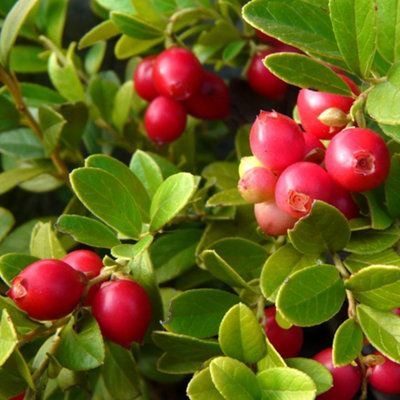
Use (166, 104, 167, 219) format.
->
(275, 162, 332, 218)
(263, 306, 303, 358)
(325, 128, 390, 192)
(91, 279, 152, 348)
(368, 352, 400, 394)
(238, 156, 264, 178)
(133, 55, 159, 101)
(238, 167, 277, 203)
(250, 111, 305, 173)
(153, 47, 203, 101)
(144, 96, 187, 145)
(8, 259, 87, 320)
(313, 347, 362, 400)
(184, 71, 230, 120)
(254, 200, 298, 236)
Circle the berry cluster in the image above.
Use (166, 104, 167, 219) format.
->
(7, 250, 152, 349)
(238, 75, 391, 236)
(134, 47, 230, 145)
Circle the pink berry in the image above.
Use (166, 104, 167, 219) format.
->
(328, 180, 359, 220)
(325, 128, 390, 192)
(249, 111, 305, 173)
(247, 50, 288, 99)
(238, 167, 277, 203)
(313, 348, 362, 400)
(303, 130, 326, 164)
(144, 96, 187, 144)
(368, 352, 400, 394)
(254, 200, 298, 236)
(133, 55, 159, 101)
(275, 162, 332, 218)
(153, 47, 203, 101)
(263, 306, 303, 358)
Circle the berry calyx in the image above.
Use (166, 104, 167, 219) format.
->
(325, 127, 390, 192)
(367, 352, 400, 394)
(238, 167, 277, 203)
(8, 259, 87, 320)
(133, 55, 159, 101)
(91, 279, 152, 348)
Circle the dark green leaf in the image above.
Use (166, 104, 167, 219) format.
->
(38, 0, 68, 47)
(187, 367, 225, 400)
(385, 153, 400, 217)
(0, 95, 20, 132)
(38, 106, 66, 156)
(85, 41, 106, 75)
(111, 12, 164, 39)
(88, 76, 119, 123)
(111, 80, 133, 132)
(202, 162, 239, 190)
(223, 40, 246, 62)
(206, 188, 247, 207)
(0, 207, 14, 243)
(0, 253, 38, 286)
(363, 189, 393, 230)
(29, 221, 65, 259)
(10, 45, 47, 73)
(0, 310, 17, 367)
(18, 82, 66, 107)
(344, 248, 400, 273)
(0, 128, 44, 159)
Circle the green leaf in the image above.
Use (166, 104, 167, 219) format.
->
(345, 265, 400, 310)
(257, 338, 286, 371)
(276, 264, 346, 326)
(38, 106, 66, 156)
(70, 167, 142, 239)
(110, 235, 153, 259)
(0, 128, 44, 159)
(257, 367, 316, 400)
(56, 215, 120, 248)
(38, 0, 68, 47)
(363, 188, 393, 230)
(29, 221, 65, 259)
(1, 348, 34, 392)
(163, 289, 241, 338)
(219, 303, 267, 364)
(332, 318, 363, 367)
(344, 248, 400, 273)
(329, 0, 376, 77)
(202, 162, 239, 190)
(288, 201, 351, 255)
(385, 153, 400, 218)
(0, 207, 14, 243)
(0, 310, 17, 367)
(150, 173, 198, 231)
(86, 154, 150, 221)
(0, 95, 20, 133)
(18, 82, 66, 107)
(210, 357, 261, 400)
(206, 188, 248, 207)
(261, 243, 321, 302)
(187, 368, 225, 400)
(264, 53, 352, 95)
(84, 41, 106, 75)
(129, 150, 163, 198)
(223, 40, 246, 62)
(56, 314, 105, 371)
(111, 80, 133, 132)
(376, 0, 400, 65)
(96, 0, 134, 12)
(0, 253, 39, 286)
(151, 229, 201, 283)
(344, 224, 400, 254)
(285, 358, 333, 395)
(79, 20, 121, 49)
(9, 45, 47, 73)
(114, 34, 163, 59)
(131, 0, 167, 25)
(0, 0, 39, 68)
(111, 12, 164, 39)
(242, 0, 340, 59)
(88, 76, 118, 123)
(357, 304, 400, 362)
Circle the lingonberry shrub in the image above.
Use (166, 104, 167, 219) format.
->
(367, 352, 400, 394)
(313, 348, 362, 400)
(238, 166, 277, 203)
(133, 55, 159, 101)
(325, 127, 391, 192)
(91, 279, 152, 348)
(8, 260, 87, 320)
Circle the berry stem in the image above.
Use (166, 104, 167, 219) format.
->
(332, 252, 349, 278)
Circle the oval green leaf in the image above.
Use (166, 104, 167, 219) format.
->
(0, 253, 39, 286)
(187, 367, 225, 400)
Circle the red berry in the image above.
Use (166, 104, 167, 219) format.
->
(297, 76, 358, 140)
(275, 162, 332, 218)
(133, 55, 159, 101)
(313, 348, 362, 400)
(249, 111, 305, 173)
(62, 250, 104, 306)
(263, 306, 303, 358)
(183, 71, 230, 120)
(8, 259, 87, 320)
(91, 279, 152, 348)
(368, 352, 400, 394)
(144, 96, 187, 144)
(238, 167, 277, 203)
(254, 200, 298, 236)
(325, 128, 390, 192)
(255, 29, 282, 46)
(9, 393, 25, 400)
(328, 180, 360, 220)
(302, 130, 326, 164)
(392, 308, 400, 316)
(247, 50, 288, 99)
(153, 47, 203, 100)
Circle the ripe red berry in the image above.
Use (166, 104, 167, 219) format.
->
(9, 393, 25, 400)
(238, 166, 277, 203)
(302, 130, 326, 164)
(325, 128, 390, 192)
(328, 180, 359, 220)
(297, 76, 358, 140)
(255, 29, 282, 46)
(183, 71, 230, 120)
(8, 259, 87, 320)
(263, 306, 303, 358)
(275, 162, 332, 218)
(313, 348, 362, 400)
(368, 352, 400, 394)
(62, 250, 104, 305)
(254, 200, 298, 236)
(247, 50, 288, 99)
(144, 96, 187, 145)
(249, 111, 305, 173)
(133, 55, 159, 101)
(153, 47, 203, 101)
(91, 279, 152, 348)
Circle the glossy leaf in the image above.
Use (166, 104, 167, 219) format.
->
(0, 253, 39, 286)
(88, 76, 118, 123)
(38, 0, 68, 47)
(114, 34, 163, 59)
(206, 188, 247, 207)
(202, 162, 239, 190)
(163, 289, 241, 338)
(218, 303, 267, 364)
(0, 128, 44, 159)
(0, 207, 14, 243)
(385, 153, 400, 218)
(187, 368, 225, 400)
(112, 80, 133, 133)
(344, 248, 400, 273)
(39, 106, 66, 156)
(111, 12, 164, 39)
(363, 189, 393, 230)
(18, 82, 66, 107)
(257, 338, 286, 371)
(79, 20, 121, 49)
(0, 310, 17, 367)
(9, 45, 47, 73)
(288, 201, 351, 255)
(276, 264, 346, 326)
(29, 221, 66, 259)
